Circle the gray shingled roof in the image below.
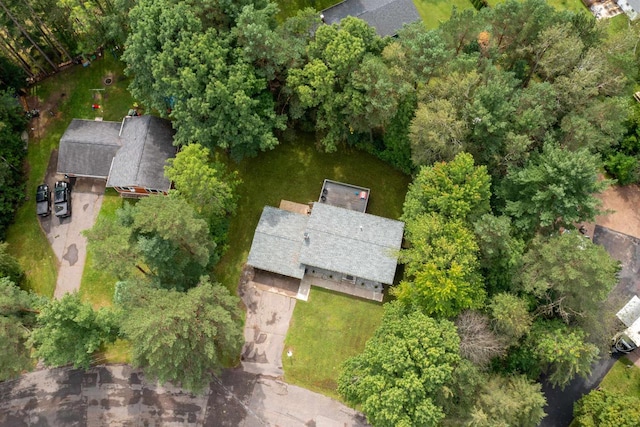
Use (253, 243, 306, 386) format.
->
(322, 0, 420, 37)
(57, 119, 122, 178)
(627, 0, 640, 13)
(106, 116, 176, 191)
(247, 207, 309, 279)
(300, 203, 404, 284)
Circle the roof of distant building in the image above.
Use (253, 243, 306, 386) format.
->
(321, 0, 421, 37)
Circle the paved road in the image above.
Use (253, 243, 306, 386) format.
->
(0, 365, 367, 427)
(539, 225, 640, 427)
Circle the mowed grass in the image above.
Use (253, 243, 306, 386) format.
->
(599, 357, 640, 396)
(5, 56, 135, 297)
(413, 0, 474, 29)
(214, 133, 410, 293)
(275, 0, 336, 21)
(486, 0, 586, 12)
(79, 188, 124, 308)
(283, 287, 384, 398)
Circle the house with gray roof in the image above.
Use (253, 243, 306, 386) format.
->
(321, 0, 421, 37)
(57, 116, 176, 196)
(247, 182, 404, 302)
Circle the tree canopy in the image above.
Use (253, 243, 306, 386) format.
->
(338, 302, 461, 427)
(118, 278, 243, 393)
(29, 293, 119, 369)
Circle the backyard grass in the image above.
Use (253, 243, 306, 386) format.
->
(214, 133, 410, 294)
(283, 287, 384, 398)
(413, 0, 474, 29)
(275, 0, 336, 21)
(599, 356, 640, 396)
(79, 188, 124, 309)
(5, 56, 135, 297)
(486, 0, 586, 12)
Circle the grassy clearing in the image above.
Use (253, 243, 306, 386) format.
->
(486, 0, 586, 11)
(275, 0, 336, 21)
(599, 357, 640, 396)
(79, 188, 124, 309)
(413, 0, 474, 29)
(214, 134, 410, 293)
(5, 56, 135, 297)
(283, 287, 384, 398)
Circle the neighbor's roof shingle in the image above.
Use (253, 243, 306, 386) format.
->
(300, 203, 404, 284)
(247, 207, 310, 279)
(106, 116, 175, 191)
(322, 0, 420, 37)
(57, 119, 122, 178)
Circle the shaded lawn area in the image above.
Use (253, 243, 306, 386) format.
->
(486, 0, 586, 12)
(79, 188, 124, 308)
(5, 56, 135, 297)
(283, 287, 384, 398)
(214, 133, 410, 294)
(599, 356, 640, 396)
(275, 0, 336, 21)
(413, 0, 474, 29)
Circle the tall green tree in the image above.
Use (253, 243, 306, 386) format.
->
(573, 389, 640, 427)
(0, 241, 23, 283)
(338, 302, 461, 427)
(501, 144, 607, 236)
(529, 321, 599, 389)
(123, 0, 282, 160)
(84, 194, 215, 290)
(469, 374, 546, 427)
(29, 293, 119, 369)
(164, 143, 239, 251)
(118, 278, 243, 393)
(517, 232, 620, 323)
(402, 152, 491, 224)
(489, 293, 533, 343)
(396, 213, 485, 318)
(472, 214, 523, 294)
(0, 277, 41, 380)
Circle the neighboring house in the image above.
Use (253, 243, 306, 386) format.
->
(247, 180, 404, 302)
(321, 0, 421, 37)
(57, 115, 176, 196)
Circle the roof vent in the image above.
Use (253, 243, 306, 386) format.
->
(304, 232, 310, 241)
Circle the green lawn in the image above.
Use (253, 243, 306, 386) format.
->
(275, 0, 336, 21)
(486, 0, 586, 12)
(599, 357, 640, 396)
(5, 56, 135, 297)
(214, 133, 410, 293)
(283, 287, 384, 398)
(79, 188, 124, 308)
(413, 0, 474, 29)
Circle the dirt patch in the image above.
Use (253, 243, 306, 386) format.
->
(595, 184, 640, 239)
(24, 92, 66, 138)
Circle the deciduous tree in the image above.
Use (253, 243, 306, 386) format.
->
(0, 241, 23, 283)
(338, 302, 460, 427)
(573, 389, 640, 427)
(402, 152, 491, 224)
(29, 293, 119, 369)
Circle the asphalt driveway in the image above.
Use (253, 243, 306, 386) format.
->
(40, 149, 105, 299)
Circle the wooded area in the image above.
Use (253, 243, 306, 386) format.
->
(1, 0, 640, 423)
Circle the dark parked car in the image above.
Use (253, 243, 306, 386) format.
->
(36, 184, 50, 216)
(54, 181, 71, 218)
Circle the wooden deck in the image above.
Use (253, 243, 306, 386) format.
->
(319, 179, 370, 213)
(279, 200, 311, 215)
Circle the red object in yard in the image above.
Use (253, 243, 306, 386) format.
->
(359, 191, 367, 200)
(92, 104, 100, 109)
